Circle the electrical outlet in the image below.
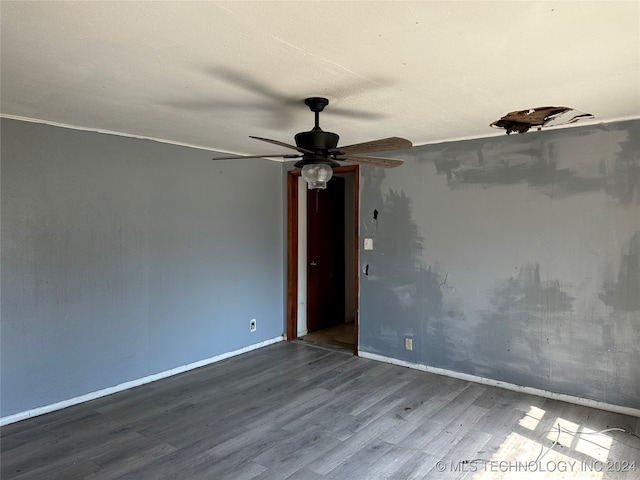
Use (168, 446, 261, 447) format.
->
(250, 319, 257, 332)
(404, 337, 413, 351)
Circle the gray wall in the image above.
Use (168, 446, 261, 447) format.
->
(359, 119, 640, 409)
(1, 118, 284, 418)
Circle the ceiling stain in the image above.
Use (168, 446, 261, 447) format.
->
(490, 106, 594, 135)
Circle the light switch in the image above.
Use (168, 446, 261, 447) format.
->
(364, 238, 374, 250)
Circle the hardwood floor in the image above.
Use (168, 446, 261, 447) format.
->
(2, 341, 639, 479)
(300, 322, 355, 352)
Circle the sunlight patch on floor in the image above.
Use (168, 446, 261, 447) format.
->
(519, 405, 545, 431)
(470, 407, 610, 480)
(549, 417, 613, 463)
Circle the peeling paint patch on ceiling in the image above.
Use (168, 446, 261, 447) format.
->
(490, 107, 594, 135)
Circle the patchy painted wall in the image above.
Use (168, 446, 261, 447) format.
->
(359, 119, 640, 409)
(1, 119, 284, 418)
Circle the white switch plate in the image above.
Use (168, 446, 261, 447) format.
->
(364, 238, 374, 250)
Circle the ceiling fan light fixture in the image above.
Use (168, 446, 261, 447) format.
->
(301, 163, 333, 190)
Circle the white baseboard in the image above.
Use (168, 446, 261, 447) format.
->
(358, 350, 640, 418)
(1, 336, 284, 426)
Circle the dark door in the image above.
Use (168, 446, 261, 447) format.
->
(307, 177, 345, 332)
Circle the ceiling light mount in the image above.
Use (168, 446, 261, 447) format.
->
(304, 96, 329, 113)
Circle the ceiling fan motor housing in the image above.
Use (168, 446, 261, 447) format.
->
(295, 129, 339, 153)
(294, 130, 341, 168)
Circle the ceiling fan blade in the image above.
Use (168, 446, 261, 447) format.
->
(336, 137, 412, 155)
(212, 153, 301, 161)
(339, 154, 404, 168)
(249, 136, 314, 154)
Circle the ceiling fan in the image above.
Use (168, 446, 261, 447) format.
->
(211, 97, 412, 190)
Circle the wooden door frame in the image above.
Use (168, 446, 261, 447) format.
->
(286, 165, 359, 351)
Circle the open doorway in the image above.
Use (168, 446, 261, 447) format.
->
(287, 166, 359, 353)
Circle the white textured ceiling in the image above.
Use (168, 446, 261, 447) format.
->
(1, 1, 639, 158)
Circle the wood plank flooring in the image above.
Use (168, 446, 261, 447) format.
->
(300, 322, 355, 352)
(2, 341, 639, 479)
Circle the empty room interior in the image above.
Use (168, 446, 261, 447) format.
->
(1, 2, 639, 479)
